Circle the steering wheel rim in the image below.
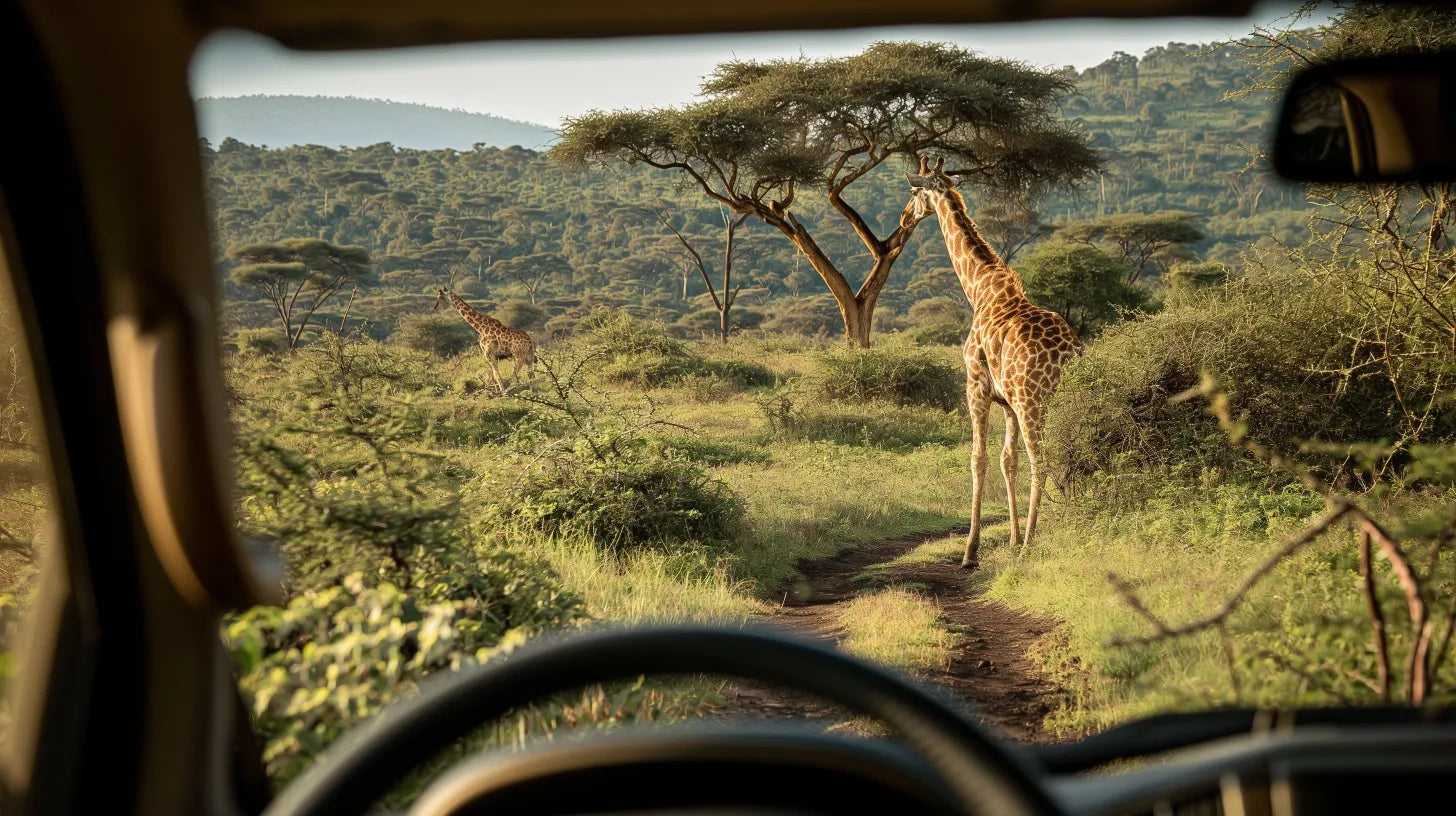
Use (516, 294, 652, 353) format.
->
(259, 624, 1062, 816)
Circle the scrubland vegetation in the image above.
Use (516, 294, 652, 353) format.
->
(218, 327, 995, 799)
(5, 2, 1456, 804)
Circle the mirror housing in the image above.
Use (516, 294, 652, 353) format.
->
(1273, 51, 1456, 183)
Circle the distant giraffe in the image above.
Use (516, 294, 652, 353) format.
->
(433, 287, 536, 394)
(907, 156, 1083, 569)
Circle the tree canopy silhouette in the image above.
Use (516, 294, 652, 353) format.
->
(229, 238, 373, 348)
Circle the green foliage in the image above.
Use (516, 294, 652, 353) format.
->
(225, 565, 584, 787)
(228, 238, 373, 349)
(762, 296, 843, 337)
(501, 451, 746, 552)
(483, 348, 748, 551)
(904, 296, 969, 346)
(232, 328, 287, 356)
(816, 344, 962, 411)
(1043, 269, 1412, 487)
(391, 313, 476, 357)
(494, 299, 546, 330)
(584, 311, 773, 390)
(1054, 211, 1205, 284)
(1018, 242, 1146, 336)
(1164, 260, 1228, 290)
(578, 309, 686, 358)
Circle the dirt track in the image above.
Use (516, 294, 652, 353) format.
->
(712, 527, 1062, 743)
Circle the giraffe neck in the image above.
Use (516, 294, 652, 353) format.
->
(930, 190, 1025, 314)
(448, 291, 506, 334)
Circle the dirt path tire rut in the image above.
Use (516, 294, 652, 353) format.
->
(713, 527, 1062, 743)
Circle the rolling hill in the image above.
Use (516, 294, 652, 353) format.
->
(195, 95, 558, 150)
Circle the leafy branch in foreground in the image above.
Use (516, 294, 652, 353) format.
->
(1105, 374, 1455, 705)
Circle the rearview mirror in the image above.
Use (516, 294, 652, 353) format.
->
(1273, 51, 1456, 183)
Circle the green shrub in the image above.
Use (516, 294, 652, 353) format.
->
(288, 333, 434, 398)
(428, 404, 540, 447)
(588, 312, 775, 390)
(906, 296, 968, 325)
(577, 309, 685, 357)
(669, 308, 767, 339)
(495, 300, 546, 330)
(816, 345, 962, 411)
(501, 450, 746, 552)
(599, 351, 700, 388)
(911, 322, 966, 347)
(391, 314, 476, 357)
(234, 328, 286, 356)
(224, 561, 584, 788)
(1018, 241, 1146, 337)
(1044, 271, 1411, 485)
(235, 429, 462, 590)
(762, 296, 842, 337)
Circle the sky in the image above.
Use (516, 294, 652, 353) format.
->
(190, 1, 1324, 129)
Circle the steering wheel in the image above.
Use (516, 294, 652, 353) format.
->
(259, 625, 1063, 816)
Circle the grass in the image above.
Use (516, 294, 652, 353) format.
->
(717, 440, 994, 587)
(837, 587, 958, 674)
(976, 478, 1428, 736)
(521, 532, 763, 625)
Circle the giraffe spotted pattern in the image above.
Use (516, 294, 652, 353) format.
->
(906, 157, 1083, 569)
(434, 287, 536, 394)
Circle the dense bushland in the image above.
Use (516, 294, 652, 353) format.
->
(1044, 268, 1415, 488)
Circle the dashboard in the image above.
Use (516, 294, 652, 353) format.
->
(405, 720, 1456, 816)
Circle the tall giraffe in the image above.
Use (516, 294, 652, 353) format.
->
(906, 157, 1083, 569)
(433, 287, 536, 394)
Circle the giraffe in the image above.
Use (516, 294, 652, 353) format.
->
(906, 156, 1083, 569)
(433, 287, 536, 394)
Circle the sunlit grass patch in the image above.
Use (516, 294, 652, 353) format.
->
(518, 532, 764, 625)
(979, 480, 1404, 736)
(837, 587, 957, 674)
(717, 440, 996, 586)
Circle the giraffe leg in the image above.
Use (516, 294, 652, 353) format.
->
(962, 393, 991, 570)
(509, 353, 525, 388)
(1000, 405, 1022, 554)
(484, 350, 506, 396)
(1020, 407, 1047, 556)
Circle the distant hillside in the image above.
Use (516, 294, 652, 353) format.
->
(196, 95, 558, 150)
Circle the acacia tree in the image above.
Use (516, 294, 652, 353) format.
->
(652, 205, 749, 343)
(486, 252, 573, 304)
(1017, 242, 1144, 336)
(1055, 211, 1205, 285)
(230, 238, 372, 349)
(554, 41, 1099, 346)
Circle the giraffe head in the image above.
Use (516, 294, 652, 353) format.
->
(906, 155, 958, 221)
(433, 287, 450, 311)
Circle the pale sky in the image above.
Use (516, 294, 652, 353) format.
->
(190, 1, 1322, 129)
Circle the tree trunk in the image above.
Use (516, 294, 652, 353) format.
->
(337, 286, 357, 333)
(718, 306, 730, 344)
(782, 218, 908, 348)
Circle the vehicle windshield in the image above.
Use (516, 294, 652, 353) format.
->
(180, 0, 1456, 803)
